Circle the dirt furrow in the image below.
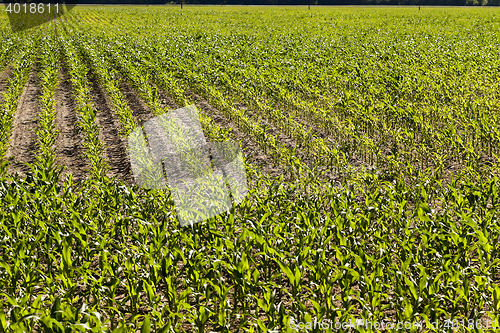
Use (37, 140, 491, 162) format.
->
(55, 69, 88, 181)
(157, 89, 179, 111)
(119, 80, 156, 126)
(5, 71, 39, 177)
(0, 65, 13, 105)
(185, 91, 282, 178)
(90, 77, 132, 183)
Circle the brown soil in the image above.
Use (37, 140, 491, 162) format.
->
(119, 80, 156, 126)
(186, 91, 283, 178)
(90, 77, 133, 183)
(5, 71, 39, 177)
(55, 69, 88, 181)
(0, 65, 12, 86)
(157, 89, 179, 111)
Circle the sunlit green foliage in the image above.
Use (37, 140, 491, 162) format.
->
(0, 6, 499, 333)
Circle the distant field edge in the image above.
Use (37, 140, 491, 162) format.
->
(45, 3, 499, 6)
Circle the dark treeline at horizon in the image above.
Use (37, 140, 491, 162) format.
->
(1, 0, 499, 6)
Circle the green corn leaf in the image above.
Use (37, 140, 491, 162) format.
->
(140, 316, 151, 333)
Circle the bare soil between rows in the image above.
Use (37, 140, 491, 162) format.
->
(5, 71, 39, 177)
(120, 80, 156, 126)
(186, 90, 283, 178)
(90, 75, 133, 183)
(0, 65, 13, 105)
(55, 69, 88, 181)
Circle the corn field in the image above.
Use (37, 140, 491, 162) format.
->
(0, 5, 500, 333)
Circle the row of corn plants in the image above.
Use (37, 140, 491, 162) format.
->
(0, 36, 19, 74)
(0, 38, 36, 165)
(78, 34, 227, 191)
(30, 35, 63, 183)
(0, 32, 73, 333)
(59, 36, 109, 181)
